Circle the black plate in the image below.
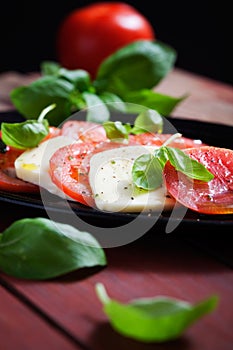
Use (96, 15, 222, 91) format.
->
(0, 111, 233, 232)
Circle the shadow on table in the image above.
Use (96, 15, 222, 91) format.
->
(90, 322, 192, 350)
(104, 228, 233, 276)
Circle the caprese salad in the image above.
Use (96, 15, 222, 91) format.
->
(0, 109, 233, 215)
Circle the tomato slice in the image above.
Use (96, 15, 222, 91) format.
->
(157, 134, 206, 149)
(129, 133, 205, 148)
(0, 147, 39, 193)
(42, 126, 61, 142)
(61, 120, 108, 143)
(61, 120, 206, 149)
(50, 142, 96, 206)
(129, 133, 163, 146)
(49, 141, 130, 206)
(163, 146, 233, 214)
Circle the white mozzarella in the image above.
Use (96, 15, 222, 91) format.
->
(14, 136, 75, 199)
(89, 145, 176, 212)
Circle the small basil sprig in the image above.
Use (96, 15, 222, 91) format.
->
(103, 109, 163, 142)
(1, 104, 55, 149)
(132, 140, 214, 190)
(131, 109, 163, 134)
(0, 217, 107, 280)
(96, 283, 218, 343)
(103, 121, 132, 142)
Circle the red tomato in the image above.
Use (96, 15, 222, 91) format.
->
(129, 133, 163, 146)
(61, 120, 107, 143)
(156, 134, 206, 149)
(56, 2, 155, 78)
(129, 133, 206, 148)
(42, 126, 61, 142)
(163, 146, 233, 214)
(61, 120, 206, 148)
(0, 148, 39, 193)
(49, 141, 123, 206)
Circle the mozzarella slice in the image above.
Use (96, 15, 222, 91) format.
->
(15, 136, 75, 199)
(89, 145, 176, 212)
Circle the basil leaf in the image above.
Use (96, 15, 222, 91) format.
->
(1, 103, 56, 149)
(103, 109, 163, 142)
(59, 68, 93, 92)
(0, 218, 107, 280)
(10, 76, 74, 126)
(96, 283, 218, 343)
(165, 147, 214, 181)
(42, 61, 92, 92)
(41, 61, 92, 91)
(123, 89, 186, 116)
(154, 147, 169, 168)
(132, 153, 163, 190)
(99, 92, 127, 113)
(132, 145, 214, 191)
(103, 121, 131, 142)
(95, 40, 176, 93)
(41, 61, 61, 76)
(82, 92, 110, 123)
(68, 90, 86, 111)
(131, 109, 163, 134)
(1, 119, 49, 149)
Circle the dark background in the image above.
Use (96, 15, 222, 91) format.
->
(0, 0, 231, 84)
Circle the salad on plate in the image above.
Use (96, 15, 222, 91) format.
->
(1, 106, 232, 216)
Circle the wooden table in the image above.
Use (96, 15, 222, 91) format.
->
(0, 69, 233, 350)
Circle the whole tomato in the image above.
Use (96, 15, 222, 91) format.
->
(56, 2, 155, 78)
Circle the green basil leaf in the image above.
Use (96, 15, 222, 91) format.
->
(59, 68, 93, 92)
(10, 76, 74, 126)
(103, 121, 131, 142)
(1, 119, 49, 149)
(82, 92, 110, 123)
(68, 90, 86, 111)
(132, 144, 214, 191)
(95, 40, 177, 93)
(165, 147, 214, 181)
(123, 89, 186, 116)
(132, 153, 163, 190)
(96, 283, 218, 343)
(41, 61, 61, 76)
(99, 92, 127, 113)
(131, 109, 163, 134)
(154, 147, 169, 168)
(1, 103, 55, 149)
(0, 218, 107, 280)
(41, 61, 92, 92)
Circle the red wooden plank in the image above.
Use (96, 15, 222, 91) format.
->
(157, 68, 233, 126)
(1, 235, 232, 350)
(0, 284, 83, 350)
